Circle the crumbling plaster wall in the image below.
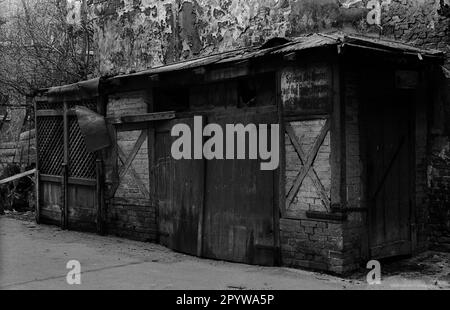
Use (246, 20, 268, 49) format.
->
(88, 0, 449, 75)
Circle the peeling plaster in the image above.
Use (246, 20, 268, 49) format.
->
(89, 0, 449, 75)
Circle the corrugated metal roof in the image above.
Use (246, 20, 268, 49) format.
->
(113, 32, 444, 81)
(46, 78, 100, 102)
(42, 31, 445, 97)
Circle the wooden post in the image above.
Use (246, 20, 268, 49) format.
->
(275, 69, 283, 265)
(35, 170, 40, 224)
(62, 101, 69, 230)
(34, 98, 40, 224)
(330, 62, 345, 210)
(97, 78, 108, 236)
(96, 158, 105, 235)
(61, 163, 68, 229)
(196, 116, 206, 258)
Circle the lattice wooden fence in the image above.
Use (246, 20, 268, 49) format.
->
(36, 100, 97, 179)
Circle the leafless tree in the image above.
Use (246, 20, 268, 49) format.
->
(0, 0, 96, 99)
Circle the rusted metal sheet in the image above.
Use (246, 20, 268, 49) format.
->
(46, 78, 100, 103)
(75, 105, 111, 153)
(106, 32, 444, 86)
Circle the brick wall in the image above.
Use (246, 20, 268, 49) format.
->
(280, 218, 348, 273)
(428, 77, 450, 251)
(285, 120, 331, 214)
(105, 90, 157, 242)
(382, 0, 450, 250)
(280, 62, 345, 273)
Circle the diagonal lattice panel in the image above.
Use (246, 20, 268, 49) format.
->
(68, 99, 97, 111)
(37, 116, 64, 175)
(68, 116, 96, 179)
(36, 101, 62, 111)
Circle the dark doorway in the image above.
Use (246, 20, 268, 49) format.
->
(363, 74, 415, 259)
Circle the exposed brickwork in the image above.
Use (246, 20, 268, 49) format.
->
(285, 120, 331, 213)
(280, 218, 349, 274)
(107, 198, 157, 241)
(105, 90, 156, 242)
(279, 60, 339, 273)
(382, 0, 450, 250)
(429, 136, 450, 251)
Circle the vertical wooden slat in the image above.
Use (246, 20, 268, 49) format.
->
(146, 87, 158, 242)
(35, 170, 40, 224)
(197, 115, 207, 258)
(62, 101, 69, 229)
(34, 98, 41, 224)
(330, 62, 345, 209)
(96, 158, 105, 235)
(61, 163, 68, 229)
(274, 70, 283, 265)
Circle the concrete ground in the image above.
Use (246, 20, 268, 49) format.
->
(0, 213, 449, 290)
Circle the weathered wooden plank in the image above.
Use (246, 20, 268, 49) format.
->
(35, 170, 40, 224)
(106, 111, 175, 125)
(330, 62, 344, 209)
(202, 112, 276, 266)
(36, 109, 63, 117)
(61, 163, 68, 229)
(96, 158, 105, 235)
(0, 169, 36, 185)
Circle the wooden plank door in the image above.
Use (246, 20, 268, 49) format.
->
(36, 100, 98, 229)
(366, 89, 414, 259)
(154, 118, 204, 256)
(202, 112, 277, 266)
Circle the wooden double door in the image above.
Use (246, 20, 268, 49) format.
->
(153, 112, 277, 265)
(365, 87, 415, 259)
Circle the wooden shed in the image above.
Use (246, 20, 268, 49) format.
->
(34, 32, 445, 274)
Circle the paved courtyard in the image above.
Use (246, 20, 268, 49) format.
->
(0, 214, 449, 290)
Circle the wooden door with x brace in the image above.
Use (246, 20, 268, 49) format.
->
(364, 87, 414, 259)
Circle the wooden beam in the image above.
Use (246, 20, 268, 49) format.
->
(106, 111, 175, 125)
(118, 130, 148, 179)
(285, 122, 331, 210)
(330, 62, 345, 209)
(117, 146, 151, 199)
(36, 109, 77, 117)
(62, 101, 69, 230)
(286, 119, 331, 208)
(35, 170, 40, 224)
(0, 169, 36, 185)
(36, 109, 63, 117)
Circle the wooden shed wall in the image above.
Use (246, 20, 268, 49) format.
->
(278, 61, 347, 273)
